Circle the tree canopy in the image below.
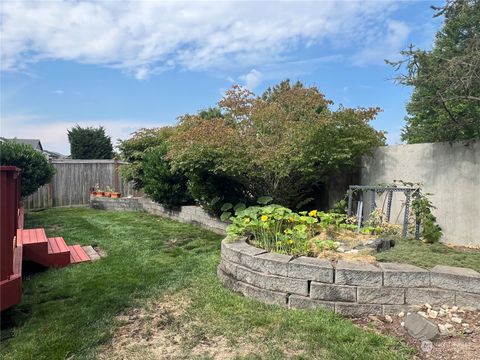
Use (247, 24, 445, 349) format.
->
(118, 127, 192, 207)
(67, 125, 114, 159)
(389, 0, 480, 143)
(168, 80, 384, 211)
(0, 141, 55, 197)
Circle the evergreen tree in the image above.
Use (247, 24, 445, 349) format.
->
(68, 125, 114, 159)
(390, 0, 480, 143)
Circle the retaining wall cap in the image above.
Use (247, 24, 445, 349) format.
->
(431, 265, 480, 277)
(430, 265, 480, 294)
(289, 256, 333, 268)
(244, 252, 290, 277)
(378, 262, 429, 272)
(256, 252, 293, 263)
(335, 260, 381, 272)
(223, 239, 266, 256)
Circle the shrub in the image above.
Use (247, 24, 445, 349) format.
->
(68, 125, 113, 159)
(169, 80, 385, 212)
(118, 127, 192, 207)
(118, 127, 174, 189)
(0, 140, 55, 197)
(141, 144, 191, 207)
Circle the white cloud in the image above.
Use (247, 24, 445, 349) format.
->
(1, 114, 164, 155)
(239, 69, 263, 90)
(51, 90, 64, 95)
(0, 1, 403, 78)
(353, 20, 410, 66)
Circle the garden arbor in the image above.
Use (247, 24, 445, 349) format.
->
(347, 185, 421, 239)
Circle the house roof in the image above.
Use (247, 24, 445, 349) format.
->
(0, 137, 43, 151)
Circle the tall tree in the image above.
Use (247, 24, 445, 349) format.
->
(169, 80, 384, 212)
(68, 125, 114, 159)
(389, 0, 480, 143)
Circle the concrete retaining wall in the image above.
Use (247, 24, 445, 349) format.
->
(361, 141, 479, 246)
(90, 196, 227, 235)
(218, 238, 480, 315)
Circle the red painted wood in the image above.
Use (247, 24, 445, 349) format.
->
(0, 167, 20, 281)
(17, 207, 24, 230)
(68, 245, 90, 264)
(1, 167, 92, 311)
(0, 245, 22, 311)
(0, 275, 22, 311)
(17, 228, 48, 245)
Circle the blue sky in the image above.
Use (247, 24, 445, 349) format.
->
(1, 0, 443, 155)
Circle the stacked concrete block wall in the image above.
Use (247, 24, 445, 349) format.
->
(218, 239, 480, 315)
(90, 196, 227, 234)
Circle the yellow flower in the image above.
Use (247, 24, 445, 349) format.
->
(288, 216, 295, 222)
(287, 239, 294, 245)
(261, 215, 268, 222)
(308, 210, 318, 217)
(243, 218, 251, 224)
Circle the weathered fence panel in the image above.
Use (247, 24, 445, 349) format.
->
(24, 160, 141, 209)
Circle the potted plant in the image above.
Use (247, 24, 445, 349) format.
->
(92, 183, 104, 197)
(111, 192, 121, 199)
(104, 186, 113, 197)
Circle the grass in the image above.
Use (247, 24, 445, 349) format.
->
(0, 208, 414, 360)
(375, 238, 480, 272)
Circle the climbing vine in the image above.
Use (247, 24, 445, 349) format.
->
(392, 180, 443, 243)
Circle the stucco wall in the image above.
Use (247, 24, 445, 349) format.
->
(361, 141, 479, 246)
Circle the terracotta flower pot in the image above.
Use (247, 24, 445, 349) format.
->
(104, 192, 111, 197)
(111, 193, 121, 199)
(95, 191, 104, 197)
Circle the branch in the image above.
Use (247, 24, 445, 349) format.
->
(438, 92, 460, 125)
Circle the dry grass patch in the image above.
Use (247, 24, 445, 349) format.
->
(99, 292, 276, 360)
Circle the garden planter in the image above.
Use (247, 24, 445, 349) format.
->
(95, 191, 104, 197)
(111, 193, 121, 199)
(104, 192, 111, 197)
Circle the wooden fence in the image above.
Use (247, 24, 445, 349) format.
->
(24, 160, 142, 210)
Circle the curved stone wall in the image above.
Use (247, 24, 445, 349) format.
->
(218, 238, 480, 315)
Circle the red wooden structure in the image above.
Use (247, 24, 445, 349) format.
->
(1, 166, 91, 311)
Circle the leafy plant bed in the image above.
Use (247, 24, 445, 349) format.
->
(224, 200, 401, 262)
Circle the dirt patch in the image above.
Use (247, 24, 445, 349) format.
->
(315, 250, 377, 263)
(445, 243, 480, 253)
(99, 293, 267, 359)
(93, 246, 107, 258)
(351, 305, 480, 360)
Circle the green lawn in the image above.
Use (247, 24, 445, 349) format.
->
(376, 238, 480, 272)
(1, 208, 413, 360)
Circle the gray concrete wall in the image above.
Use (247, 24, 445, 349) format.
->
(361, 141, 479, 246)
(90, 196, 227, 235)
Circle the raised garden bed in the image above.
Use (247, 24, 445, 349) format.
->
(218, 238, 480, 315)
